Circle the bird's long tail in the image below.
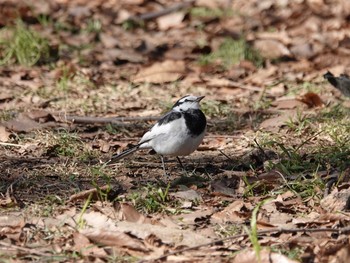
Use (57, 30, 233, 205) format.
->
(109, 139, 153, 163)
(109, 145, 140, 164)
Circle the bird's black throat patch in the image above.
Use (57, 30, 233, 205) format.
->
(183, 109, 206, 136)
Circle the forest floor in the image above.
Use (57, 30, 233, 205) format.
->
(1, 0, 350, 262)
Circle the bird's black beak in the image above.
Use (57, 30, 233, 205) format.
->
(196, 96, 205, 102)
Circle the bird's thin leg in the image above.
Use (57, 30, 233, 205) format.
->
(160, 155, 168, 176)
(176, 156, 185, 170)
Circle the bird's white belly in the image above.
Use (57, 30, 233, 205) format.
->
(151, 129, 205, 156)
(139, 114, 206, 156)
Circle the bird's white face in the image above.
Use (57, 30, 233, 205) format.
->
(172, 95, 205, 112)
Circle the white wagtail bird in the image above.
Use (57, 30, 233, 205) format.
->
(110, 95, 207, 175)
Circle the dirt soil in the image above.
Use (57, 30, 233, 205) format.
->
(1, 0, 350, 262)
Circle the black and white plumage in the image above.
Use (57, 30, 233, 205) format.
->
(110, 95, 207, 174)
(324, 71, 350, 97)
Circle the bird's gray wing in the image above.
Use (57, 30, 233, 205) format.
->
(139, 111, 182, 145)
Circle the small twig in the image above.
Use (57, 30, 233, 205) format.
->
(206, 135, 242, 138)
(0, 142, 24, 148)
(257, 86, 269, 107)
(128, 0, 195, 22)
(203, 77, 271, 94)
(218, 149, 234, 162)
(226, 82, 270, 93)
(145, 226, 350, 262)
(39, 97, 64, 108)
(0, 241, 53, 257)
(253, 138, 269, 159)
(294, 130, 323, 152)
(257, 85, 268, 103)
(111, 116, 159, 122)
(53, 114, 159, 125)
(274, 170, 289, 185)
(0, 156, 49, 162)
(67, 185, 110, 203)
(52, 107, 283, 126)
(274, 170, 297, 194)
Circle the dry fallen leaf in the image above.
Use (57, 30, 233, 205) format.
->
(259, 202, 293, 228)
(273, 99, 306, 109)
(156, 12, 185, 30)
(116, 220, 212, 247)
(172, 209, 213, 226)
(73, 232, 108, 257)
(116, 202, 153, 224)
(82, 228, 150, 255)
(68, 185, 112, 203)
(232, 249, 299, 263)
(26, 110, 53, 121)
(81, 211, 118, 230)
(0, 125, 11, 142)
(320, 188, 350, 212)
(104, 48, 144, 64)
(79, 210, 164, 256)
(211, 200, 251, 224)
(0, 93, 13, 102)
(329, 241, 350, 263)
(99, 32, 120, 48)
(210, 177, 240, 197)
(245, 66, 277, 86)
(171, 189, 202, 201)
(254, 39, 291, 59)
(132, 60, 185, 83)
(0, 215, 25, 242)
(290, 43, 314, 59)
(4, 113, 42, 132)
(259, 110, 298, 131)
(255, 31, 291, 45)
